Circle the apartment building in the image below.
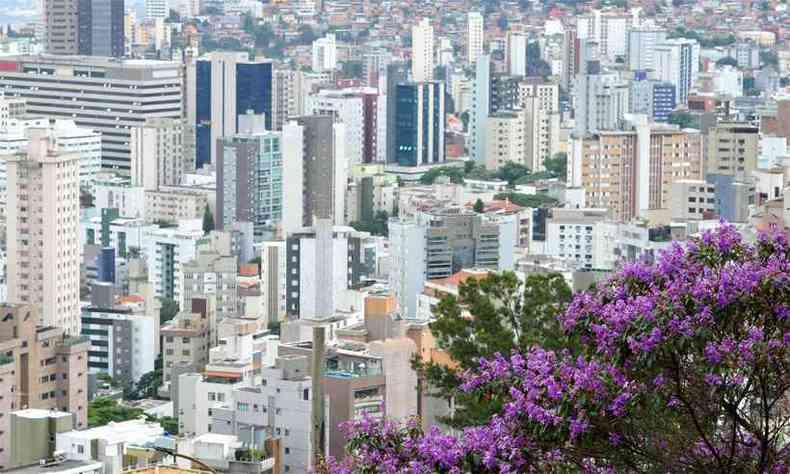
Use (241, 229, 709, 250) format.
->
(545, 208, 618, 270)
(130, 118, 195, 192)
(0, 304, 89, 430)
(144, 187, 208, 224)
(143, 221, 204, 302)
(182, 251, 238, 323)
(161, 297, 216, 388)
(569, 116, 704, 222)
(484, 111, 526, 170)
(705, 122, 760, 179)
(6, 131, 81, 334)
(670, 180, 717, 221)
(0, 55, 184, 172)
(272, 69, 305, 132)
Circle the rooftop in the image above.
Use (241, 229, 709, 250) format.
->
(3, 460, 104, 474)
(11, 408, 73, 419)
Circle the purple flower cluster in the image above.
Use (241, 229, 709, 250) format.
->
(325, 224, 790, 473)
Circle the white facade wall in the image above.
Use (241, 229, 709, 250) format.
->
(467, 12, 484, 66)
(305, 92, 365, 166)
(389, 221, 426, 319)
(412, 18, 434, 82)
(94, 185, 146, 219)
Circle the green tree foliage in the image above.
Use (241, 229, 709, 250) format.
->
(761, 50, 779, 67)
(668, 27, 735, 48)
(494, 192, 559, 208)
(716, 56, 739, 68)
(159, 416, 178, 435)
(202, 204, 215, 234)
(459, 111, 470, 131)
(414, 272, 573, 428)
(419, 166, 466, 184)
(543, 152, 567, 180)
(473, 198, 485, 213)
(350, 211, 389, 236)
(126, 367, 162, 400)
(668, 111, 700, 129)
(495, 162, 531, 185)
(341, 60, 364, 78)
(158, 298, 179, 325)
(88, 397, 146, 427)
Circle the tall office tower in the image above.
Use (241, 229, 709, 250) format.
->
(311, 34, 337, 72)
(7, 130, 81, 334)
(569, 115, 703, 221)
(216, 112, 283, 238)
(469, 55, 490, 163)
(260, 241, 286, 325)
(272, 69, 305, 131)
(467, 12, 484, 66)
(506, 31, 528, 76)
(130, 118, 194, 191)
(285, 220, 364, 319)
(629, 74, 676, 122)
(519, 79, 560, 171)
(281, 116, 347, 235)
(393, 81, 445, 166)
(484, 110, 526, 170)
(573, 69, 630, 136)
(561, 26, 578, 92)
(385, 62, 409, 163)
(190, 52, 273, 168)
(306, 88, 380, 165)
(0, 55, 183, 172)
(627, 28, 667, 71)
(78, 0, 124, 57)
(411, 18, 434, 82)
(145, 0, 168, 19)
(654, 39, 700, 106)
(44, 0, 79, 54)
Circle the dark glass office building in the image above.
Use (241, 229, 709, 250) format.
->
(394, 81, 445, 166)
(78, 0, 124, 57)
(194, 56, 272, 168)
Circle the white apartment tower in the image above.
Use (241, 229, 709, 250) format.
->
(7, 129, 81, 334)
(130, 118, 194, 191)
(411, 18, 434, 82)
(312, 34, 337, 72)
(627, 28, 667, 71)
(146, 0, 169, 20)
(507, 31, 528, 76)
(467, 12, 484, 66)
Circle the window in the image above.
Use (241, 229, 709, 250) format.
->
(77, 445, 84, 454)
(285, 447, 290, 454)
(237, 402, 249, 412)
(303, 389, 309, 401)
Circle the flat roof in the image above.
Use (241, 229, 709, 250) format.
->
(12, 408, 72, 419)
(3, 460, 104, 474)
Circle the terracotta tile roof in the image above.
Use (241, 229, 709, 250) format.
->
(239, 264, 259, 277)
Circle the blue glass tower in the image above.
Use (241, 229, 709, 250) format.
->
(194, 55, 272, 169)
(394, 81, 445, 166)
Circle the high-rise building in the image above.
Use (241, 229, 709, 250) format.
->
(390, 211, 515, 319)
(190, 52, 273, 168)
(385, 62, 409, 163)
(484, 110, 526, 171)
(506, 31, 527, 76)
(467, 12, 484, 66)
(182, 251, 238, 323)
(573, 70, 630, 136)
(629, 76, 676, 123)
(145, 0, 168, 19)
(654, 39, 700, 106)
(306, 88, 380, 165)
(411, 18, 434, 82)
(142, 221, 204, 302)
(7, 131, 81, 334)
(576, 10, 630, 61)
(216, 112, 283, 238)
(0, 93, 25, 128)
(272, 69, 305, 131)
(311, 33, 337, 72)
(259, 241, 286, 324)
(470, 55, 491, 163)
(285, 220, 365, 319)
(44, 0, 79, 54)
(78, 0, 124, 57)
(393, 81, 445, 166)
(281, 116, 347, 235)
(130, 118, 194, 191)
(0, 117, 102, 212)
(627, 28, 667, 71)
(561, 26, 579, 92)
(0, 304, 89, 430)
(569, 116, 704, 221)
(0, 55, 184, 172)
(519, 79, 560, 171)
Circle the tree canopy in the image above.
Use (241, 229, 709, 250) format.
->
(324, 225, 790, 473)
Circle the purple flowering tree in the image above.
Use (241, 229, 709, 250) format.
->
(319, 225, 790, 473)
